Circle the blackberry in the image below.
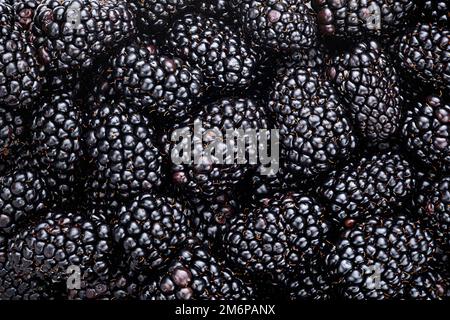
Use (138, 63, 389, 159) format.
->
(326, 216, 435, 299)
(224, 193, 330, 284)
(0, 24, 43, 109)
(141, 240, 254, 300)
(420, 0, 449, 26)
(85, 100, 164, 200)
(7, 211, 112, 300)
(312, 0, 417, 39)
(422, 176, 450, 250)
(106, 43, 204, 121)
(327, 41, 402, 143)
(167, 14, 258, 91)
(397, 23, 450, 91)
(236, 0, 317, 53)
(32, 0, 135, 73)
(113, 193, 191, 275)
(268, 66, 357, 180)
(317, 152, 415, 225)
(402, 94, 450, 173)
(0, 169, 47, 234)
(166, 97, 268, 202)
(129, 0, 193, 35)
(31, 92, 83, 204)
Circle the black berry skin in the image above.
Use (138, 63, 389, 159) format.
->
(397, 23, 450, 91)
(0, 169, 47, 234)
(317, 152, 416, 225)
(327, 41, 403, 143)
(402, 95, 450, 173)
(32, 0, 135, 73)
(107, 43, 205, 121)
(141, 240, 255, 300)
(236, 0, 317, 53)
(7, 211, 112, 300)
(0, 24, 43, 109)
(312, 0, 417, 40)
(326, 216, 436, 300)
(224, 193, 330, 285)
(113, 193, 191, 275)
(31, 92, 83, 203)
(167, 13, 258, 92)
(269, 66, 357, 180)
(165, 97, 268, 203)
(85, 101, 164, 201)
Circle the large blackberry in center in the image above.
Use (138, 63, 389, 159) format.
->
(268, 66, 357, 180)
(85, 101, 164, 200)
(165, 97, 268, 202)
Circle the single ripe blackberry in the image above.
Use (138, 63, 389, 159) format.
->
(317, 152, 415, 225)
(31, 92, 83, 204)
(268, 66, 357, 180)
(0, 107, 25, 161)
(129, 0, 193, 35)
(113, 193, 191, 275)
(420, 0, 449, 26)
(0, 169, 47, 234)
(422, 176, 450, 250)
(224, 193, 330, 284)
(402, 94, 450, 173)
(85, 101, 164, 200)
(167, 14, 258, 91)
(397, 23, 450, 91)
(165, 97, 268, 202)
(406, 269, 448, 300)
(236, 0, 317, 53)
(32, 0, 135, 73)
(0, 24, 43, 109)
(7, 211, 112, 300)
(141, 240, 254, 300)
(312, 0, 417, 39)
(326, 216, 435, 300)
(106, 42, 204, 121)
(327, 41, 402, 143)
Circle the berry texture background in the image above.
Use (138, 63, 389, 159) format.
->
(0, 0, 449, 300)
